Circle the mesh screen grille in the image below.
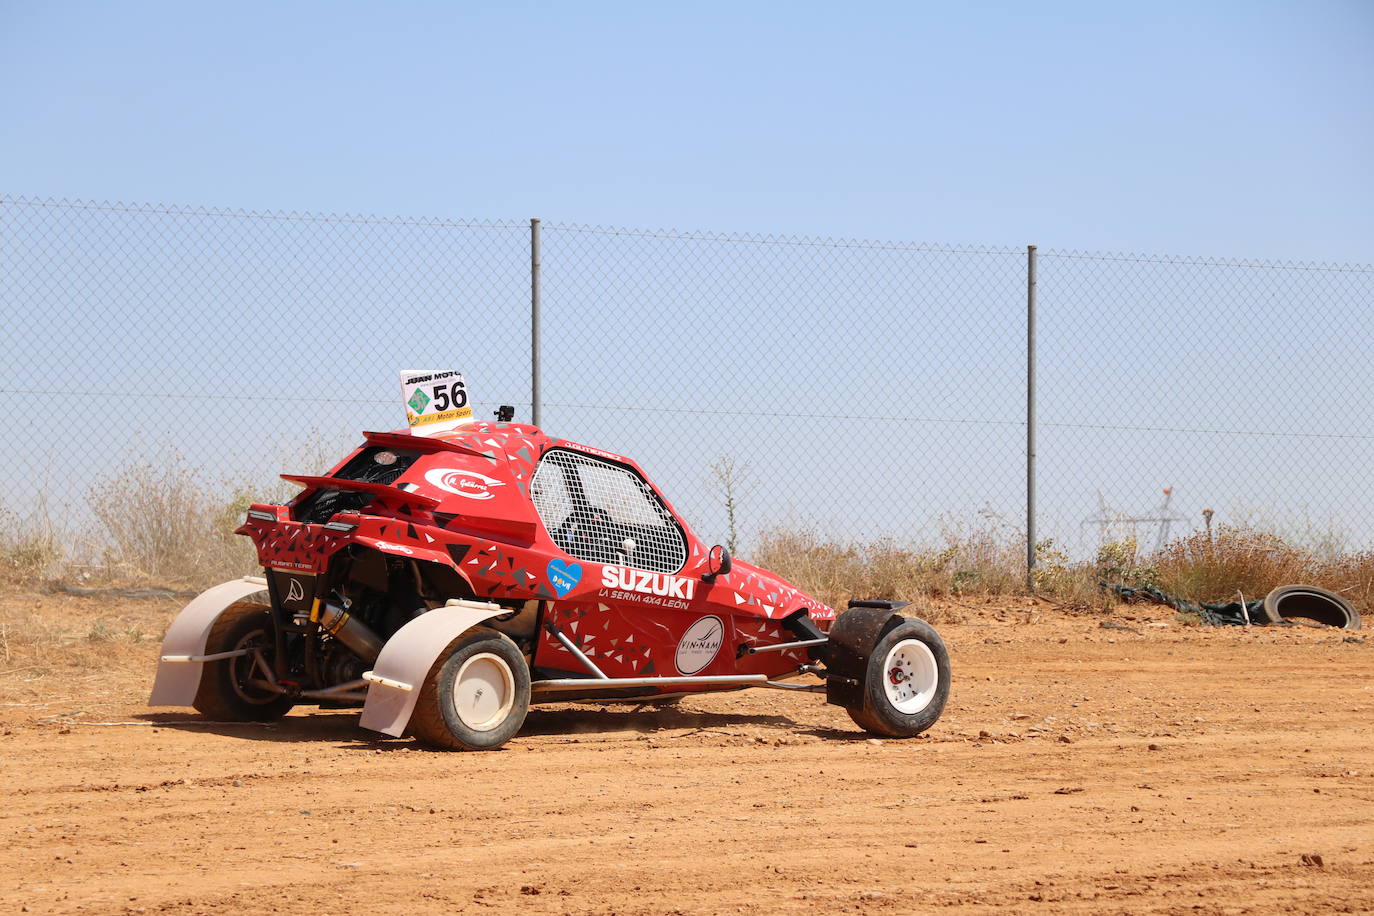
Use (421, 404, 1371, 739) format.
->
(334, 447, 418, 487)
(532, 449, 687, 573)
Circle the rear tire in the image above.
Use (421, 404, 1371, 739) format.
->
(845, 618, 950, 738)
(410, 628, 530, 751)
(192, 603, 295, 722)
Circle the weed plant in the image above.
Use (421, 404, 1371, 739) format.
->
(4, 447, 1371, 613)
(750, 524, 1373, 614)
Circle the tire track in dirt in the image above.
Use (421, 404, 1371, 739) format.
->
(1, 601, 1371, 914)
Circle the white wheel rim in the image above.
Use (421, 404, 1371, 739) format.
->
(882, 638, 938, 714)
(451, 652, 515, 731)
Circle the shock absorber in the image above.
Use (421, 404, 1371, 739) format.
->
(315, 599, 384, 663)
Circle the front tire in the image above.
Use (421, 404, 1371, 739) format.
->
(845, 618, 950, 738)
(410, 628, 531, 751)
(192, 603, 295, 721)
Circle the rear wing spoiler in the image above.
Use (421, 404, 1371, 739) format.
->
(280, 474, 442, 512)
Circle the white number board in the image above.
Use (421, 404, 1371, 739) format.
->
(399, 370, 474, 437)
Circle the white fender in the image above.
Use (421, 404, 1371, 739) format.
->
(148, 577, 270, 707)
(358, 599, 507, 737)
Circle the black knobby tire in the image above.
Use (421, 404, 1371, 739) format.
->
(845, 618, 951, 738)
(410, 628, 531, 751)
(192, 602, 295, 722)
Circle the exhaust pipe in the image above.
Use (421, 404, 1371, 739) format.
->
(317, 602, 385, 662)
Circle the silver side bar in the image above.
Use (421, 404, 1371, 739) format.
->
(302, 692, 367, 703)
(246, 676, 371, 703)
(761, 680, 826, 693)
(741, 637, 829, 655)
(532, 674, 768, 692)
(159, 649, 249, 663)
(302, 678, 369, 699)
(544, 621, 609, 679)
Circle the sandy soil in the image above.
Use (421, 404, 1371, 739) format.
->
(1, 590, 1371, 915)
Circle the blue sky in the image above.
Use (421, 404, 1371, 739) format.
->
(3, 1, 1371, 262)
(3, 2, 1373, 556)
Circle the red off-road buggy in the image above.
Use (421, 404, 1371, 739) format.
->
(151, 392, 950, 750)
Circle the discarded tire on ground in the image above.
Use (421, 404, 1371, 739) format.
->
(1263, 585, 1361, 630)
(1110, 582, 1362, 629)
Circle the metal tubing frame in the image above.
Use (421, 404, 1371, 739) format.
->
(532, 674, 769, 692)
(1026, 243, 1038, 590)
(302, 678, 370, 699)
(362, 670, 413, 692)
(536, 623, 832, 694)
(530, 217, 542, 427)
(759, 681, 826, 693)
(246, 676, 370, 702)
(741, 637, 828, 655)
(544, 621, 609, 679)
(301, 692, 367, 703)
(159, 648, 248, 663)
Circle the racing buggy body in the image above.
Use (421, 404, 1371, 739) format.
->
(151, 388, 950, 750)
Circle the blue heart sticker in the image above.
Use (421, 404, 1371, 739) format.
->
(547, 559, 582, 597)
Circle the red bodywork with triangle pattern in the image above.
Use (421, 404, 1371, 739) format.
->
(235, 420, 836, 696)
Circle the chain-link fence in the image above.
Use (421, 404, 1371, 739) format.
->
(3, 195, 1372, 571)
(1037, 249, 1374, 556)
(540, 224, 1027, 551)
(0, 197, 530, 525)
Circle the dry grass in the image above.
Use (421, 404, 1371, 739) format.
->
(4, 446, 1372, 618)
(1, 437, 344, 591)
(1151, 525, 1374, 609)
(750, 524, 1374, 617)
(0, 450, 308, 590)
(84, 453, 266, 587)
(0, 496, 62, 584)
(750, 524, 1032, 623)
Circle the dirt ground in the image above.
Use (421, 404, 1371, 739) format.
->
(1, 590, 1371, 915)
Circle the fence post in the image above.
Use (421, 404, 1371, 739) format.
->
(1026, 244, 1038, 591)
(531, 217, 542, 427)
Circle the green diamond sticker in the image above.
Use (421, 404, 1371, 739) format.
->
(408, 387, 430, 414)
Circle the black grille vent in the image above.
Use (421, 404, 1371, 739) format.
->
(292, 447, 420, 524)
(294, 488, 371, 525)
(334, 447, 419, 486)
